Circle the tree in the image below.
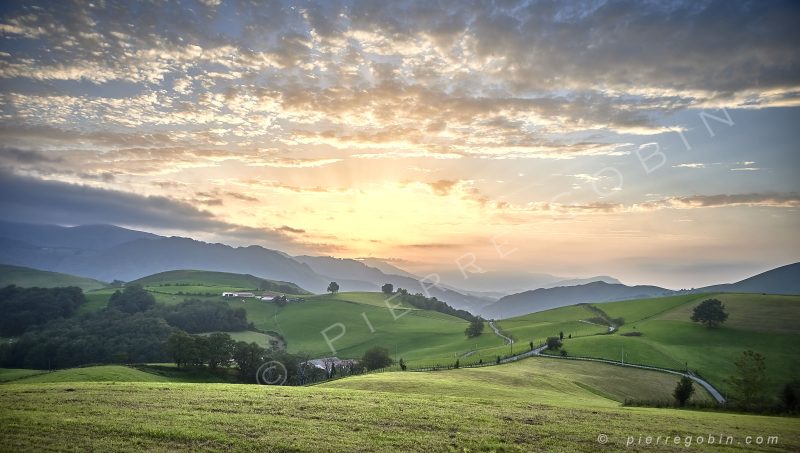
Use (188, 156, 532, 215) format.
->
(167, 331, 199, 369)
(274, 295, 288, 307)
(205, 332, 235, 369)
(381, 283, 394, 294)
(362, 346, 393, 370)
(232, 341, 266, 382)
(673, 376, 695, 407)
(399, 358, 407, 371)
(559, 331, 564, 341)
(327, 282, 339, 294)
(546, 337, 561, 350)
(454, 359, 460, 369)
(465, 317, 485, 338)
(690, 298, 729, 328)
(729, 350, 766, 408)
(108, 284, 156, 313)
(529, 341, 534, 351)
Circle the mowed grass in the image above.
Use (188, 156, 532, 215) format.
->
(496, 304, 609, 344)
(657, 293, 800, 334)
(597, 294, 708, 325)
(2, 360, 798, 451)
(236, 292, 504, 365)
(559, 294, 800, 397)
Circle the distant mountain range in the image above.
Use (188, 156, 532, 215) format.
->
(483, 281, 673, 319)
(484, 262, 800, 319)
(1, 221, 796, 318)
(0, 221, 489, 309)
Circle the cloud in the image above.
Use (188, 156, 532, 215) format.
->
(427, 180, 458, 196)
(1, 0, 796, 169)
(673, 163, 706, 169)
(0, 169, 299, 246)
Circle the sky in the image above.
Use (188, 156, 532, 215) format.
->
(0, 0, 798, 289)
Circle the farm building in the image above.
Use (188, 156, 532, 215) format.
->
(221, 292, 255, 298)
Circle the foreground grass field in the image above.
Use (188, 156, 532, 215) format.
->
(1, 359, 797, 451)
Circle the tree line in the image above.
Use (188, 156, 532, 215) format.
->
(0, 285, 250, 369)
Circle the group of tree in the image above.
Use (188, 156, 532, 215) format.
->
(108, 284, 156, 313)
(670, 349, 798, 412)
(162, 299, 249, 333)
(0, 284, 254, 370)
(0, 285, 85, 336)
(166, 331, 236, 369)
(0, 308, 173, 369)
(390, 287, 478, 323)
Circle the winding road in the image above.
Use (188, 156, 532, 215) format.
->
(488, 320, 514, 344)
(487, 320, 726, 404)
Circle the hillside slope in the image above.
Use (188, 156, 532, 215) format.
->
(699, 262, 800, 295)
(0, 264, 107, 291)
(2, 360, 797, 451)
(130, 269, 310, 295)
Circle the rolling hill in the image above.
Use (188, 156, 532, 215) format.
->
(229, 291, 505, 365)
(0, 264, 107, 291)
(129, 269, 310, 295)
(2, 359, 797, 451)
(496, 293, 800, 398)
(699, 262, 800, 295)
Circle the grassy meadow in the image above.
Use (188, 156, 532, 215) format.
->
(1, 359, 798, 452)
(238, 292, 506, 365)
(524, 293, 800, 397)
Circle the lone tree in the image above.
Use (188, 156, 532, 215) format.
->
(327, 282, 340, 294)
(465, 317, 485, 338)
(381, 283, 394, 294)
(546, 336, 561, 350)
(690, 298, 728, 328)
(361, 346, 393, 371)
(673, 376, 695, 407)
(729, 350, 767, 408)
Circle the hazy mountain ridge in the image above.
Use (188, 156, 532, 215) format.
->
(484, 281, 673, 319)
(484, 262, 800, 319)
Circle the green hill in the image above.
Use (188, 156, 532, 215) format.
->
(130, 269, 311, 295)
(1, 359, 797, 451)
(4, 365, 172, 384)
(0, 264, 107, 291)
(234, 292, 505, 365)
(500, 293, 800, 398)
